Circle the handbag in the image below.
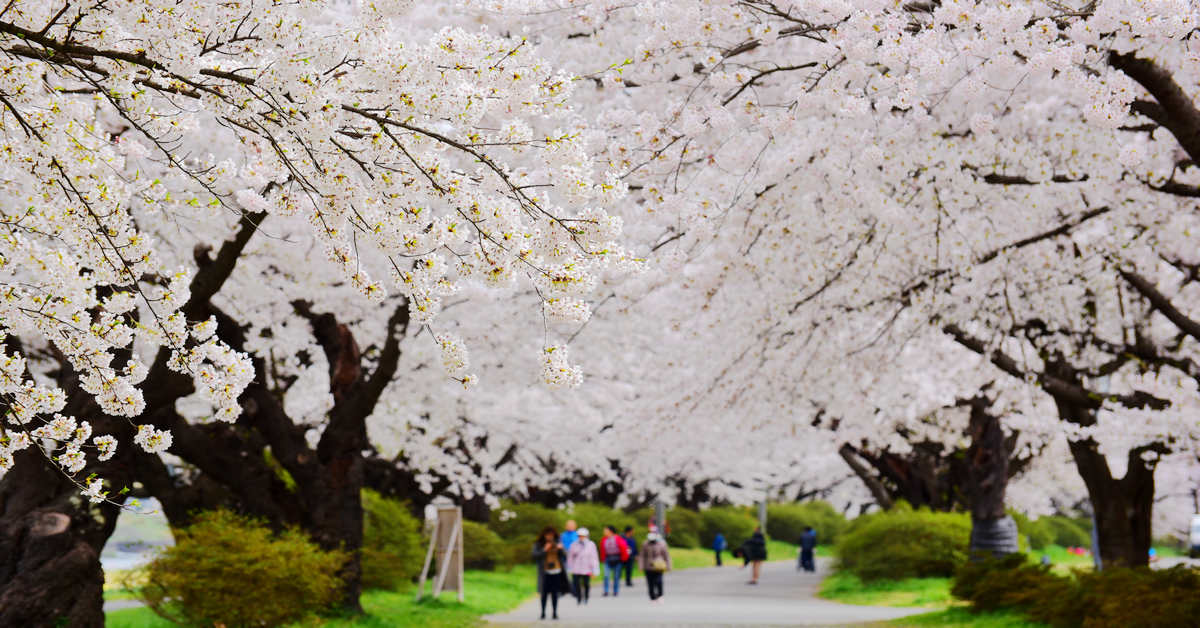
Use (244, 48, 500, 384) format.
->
(650, 557, 668, 571)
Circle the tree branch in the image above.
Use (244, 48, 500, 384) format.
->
(942, 324, 1170, 411)
(319, 302, 410, 459)
(1110, 52, 1200, 164)
(1117, 268, 1200, 343)
(838, 443, 895, 509)
(184, 210, 268, 320)
(292, 300, 362, 403)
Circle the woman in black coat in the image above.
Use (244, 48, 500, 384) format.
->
(744, 527, 768, 584)
(532, 526, 569, 620)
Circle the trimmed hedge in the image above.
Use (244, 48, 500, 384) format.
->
(462, 520, 507, 571)
(700, 506, 758, 549)
(665, 507, 703, 548)
(564, 502, 636, 539)
(1039, 516, 1090, 548)
(835, 504, 970, 581)
(767, 501, 846, 545)
(1010, 511, 1052, 551)
(1009, 512, 1091, 551)
(489, 501, 565, 542)
(140, 510, 346, 627)
(361, 489, 425, 590)
(954, 553, 1200, 628)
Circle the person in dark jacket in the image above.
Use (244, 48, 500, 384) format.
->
(621, 525, 639, 587)
(798, 526, 817, 572)
(532, 526, 569, 620)
(745, 526, 768, 584)
(713, 532, 727, 566)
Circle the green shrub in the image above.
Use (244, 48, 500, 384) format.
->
(140, 510, 346, 627)
(1058, 565, 1200, 628)
(627, 507, 653, 542)
(564, 502, 636, 539)
(700, 506, 758, 549)
(1039, 516, 1090, 548)
(489, 501, 565, 542)
(954, 553, 1200, 628)
(952, 553, 1070, 612)
(462, 520, 508, 571)
(1009, 511, 1051, 550)
(505, 538, 536, 567)
(665, 507, 703, 548)
(836, 505, 970, 581)
(767, 501, 847, 545)
(361, 489, 425, 590)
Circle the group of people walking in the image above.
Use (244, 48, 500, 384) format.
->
(535, 520, 816, 620)
(532, 520, 673, 620)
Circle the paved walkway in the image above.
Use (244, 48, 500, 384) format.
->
(103, 599, 144, 612)
(484, 558, 929, 627)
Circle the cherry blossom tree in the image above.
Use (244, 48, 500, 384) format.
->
(463, 0, 1200, 565)
(4, 1, 1200, 623)
(0, 0, 635, 622)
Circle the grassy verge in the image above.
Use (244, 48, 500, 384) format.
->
(108, 566, 536, 628)
(888, 607, 1047, 627)
(818, 571, 953, 607)
(1030, 543, 1179, 575)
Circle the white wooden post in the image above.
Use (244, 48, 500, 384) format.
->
(432, 516, 461, 597)
(415, 517, 439, 601)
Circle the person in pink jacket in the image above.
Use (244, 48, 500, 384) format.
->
(566, 527, 600, 604)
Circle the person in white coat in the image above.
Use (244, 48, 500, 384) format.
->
(566, 527, 601, 604)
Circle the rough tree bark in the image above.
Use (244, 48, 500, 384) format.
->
(1051, 384, 1157, 568)
(0, 333, 181, 627)
(0, 448, 119, 628)
(963, 396, 1018, 557)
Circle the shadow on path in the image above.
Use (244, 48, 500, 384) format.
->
(484, 558, 928, 627)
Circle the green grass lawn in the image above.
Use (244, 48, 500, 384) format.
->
(668, 538, 811, 570)
(108, 566, 536, 628)
(817, 572, 1049, 627)
(888, 607, 1048, 627)
(820, 542, 1181, 608)
(1031, 543, 1179, 575)
(819, 571, 954, 607)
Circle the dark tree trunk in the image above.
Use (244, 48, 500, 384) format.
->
(1049, 372, 1155, 568)
(964, 397, 1018, 556)
(461, 494, 491, 523)
(0, 344, 162, 628)
(0, 390, 155, 627)
(311, 418, 367, 612)
(1064, 437, 1155, 567)
(0, 449, 117, 628)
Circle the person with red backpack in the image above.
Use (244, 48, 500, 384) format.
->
(597, 525, 630, 596)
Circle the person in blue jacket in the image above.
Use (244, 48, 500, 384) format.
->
(560, 520, 580, 598)
(561, 519, 580, 551)
(713, 532, 727, 566)
(798, 526, 817, 572)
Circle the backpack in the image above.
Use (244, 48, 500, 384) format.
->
(603, 535, 620, 557)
